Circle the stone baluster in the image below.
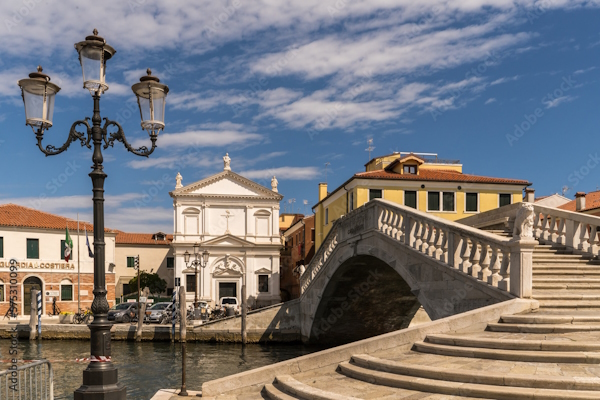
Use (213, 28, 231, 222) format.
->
(449, 233, 463, 269)
(580, 224, 590, 252)
(421, 223, 431, 254)
(460, 237, 472, 274)
(434, 229, 446, 261)
(549, 215, 559, 244)
(488, 245, 503, 287)
(541, 214, 551, 241)
(478, 242, 491, 281)
(556, 218, 566, 245)
(414, 220, 423, 250)
(469, 239, 481, 278)
(589, 225, 599, 255)
(498, 247, 510, 291)
(397, 213, 405, 241)
(377, 208, 387, 231)
(533, 212, 542, 237)
(404, 216, 414, 247)
(427, 226, 438, 257)
(566, 219, 581, 250)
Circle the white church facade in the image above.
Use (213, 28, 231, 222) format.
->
(170, 155, 284, 308)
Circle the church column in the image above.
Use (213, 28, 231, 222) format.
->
(246, 205, 253, 240)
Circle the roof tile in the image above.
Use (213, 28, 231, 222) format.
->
(0, 203, 111, 232)
(354, 169, 530, 185)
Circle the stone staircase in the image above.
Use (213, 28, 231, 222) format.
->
(260, 231, 600, 400)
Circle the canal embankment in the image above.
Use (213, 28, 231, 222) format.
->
(0, 300, 302, 343)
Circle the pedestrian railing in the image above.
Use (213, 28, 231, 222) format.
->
(1, 360, 53, 400)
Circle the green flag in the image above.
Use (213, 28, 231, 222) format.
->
(64, 226, 73, 262)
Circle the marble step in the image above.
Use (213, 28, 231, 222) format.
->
(426, 333, 600, 351)
(533, 270, 600, 275)
(412, 341, 600, 363)
(500, 314, 600, 324)
(263, 383, 300, 400)
(338, 361, 600, 400)
(538, 300, 600, 308)
(533, 291, 600, 300)
(533, 282, 600, 289)
(534, 277, 600, 283)
(273, 375, 361, 400)
(487, 322, 600, 333)
(533, 259, 600, 265)
(350, 354, 600, 390)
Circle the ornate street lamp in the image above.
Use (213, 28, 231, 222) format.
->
(184, 245, 210, 309)
(17, 29, 168, 400)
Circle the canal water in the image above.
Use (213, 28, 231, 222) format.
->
(0, 339, 324, 400)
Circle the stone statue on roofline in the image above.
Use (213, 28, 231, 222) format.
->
(271, 176, 278, 192)
(223, 153, 231, 170)
(175, 172, 183, 189)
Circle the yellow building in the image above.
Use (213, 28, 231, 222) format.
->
(313, 152, 531, 249)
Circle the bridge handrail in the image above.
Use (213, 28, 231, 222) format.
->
(0, 359, 53, 399)
(300, 218, 340, 293)
(301, 199, 538, 298)
(531, 203, 600, 256)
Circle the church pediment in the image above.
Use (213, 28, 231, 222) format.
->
(170, 170, 283, 200)
(254, 268, 272, 274)
(202, 234, 255, 247)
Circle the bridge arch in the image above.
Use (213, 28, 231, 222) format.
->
(308, 253, 422, 345)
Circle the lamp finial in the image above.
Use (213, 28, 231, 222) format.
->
(147, 68, 152, 76)
(93, 28, 98, 36)
(37, 65, 43, 73)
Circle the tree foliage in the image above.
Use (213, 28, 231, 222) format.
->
(129, 272, 167, 296)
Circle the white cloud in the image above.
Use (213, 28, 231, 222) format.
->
(131, 129, 264, 149)
(240, 166, 320, 180)
(574, 66, 597, 75)
(485, 97, 497, 104)
(543, 95, 577, 109)
(490, 75, 521, 85)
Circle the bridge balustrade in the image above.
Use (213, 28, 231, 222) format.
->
(301, 199, 538, 299)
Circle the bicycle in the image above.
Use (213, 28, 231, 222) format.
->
(74, 308, 94, 324)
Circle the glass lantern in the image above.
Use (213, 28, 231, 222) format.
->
(17, 66, 61, 131)
(74, 29, 116, 95)
(184, 251, 191, 264)
(202, 250, 210, 267)
(132, 69, 169, 136)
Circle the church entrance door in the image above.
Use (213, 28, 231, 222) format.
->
(218, 282, 237, 300)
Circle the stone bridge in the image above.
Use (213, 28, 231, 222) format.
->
(298, 199, 537, 344)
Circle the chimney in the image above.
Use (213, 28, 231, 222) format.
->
(318, 183, 328, 201)
(525, 188, 535, 203)
(575, 192, 586, 211)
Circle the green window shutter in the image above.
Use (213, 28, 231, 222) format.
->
(443, 192, 455, 212)
(258, 275, 269, 293)
(27, 239, 39, 259)
(0, 285, 4, 302)
(61, 240, 66, 260)
(466, 193, 478, 212)
(499, 194, 512, 207)
(167, 257, 174, 269)
(427, 192, 440, 211)
(369, 189, 382, 201)
(0, 237, 3, 258)
(405, 191, 417, 209)
(127, 257, 135, 268)
(61, 285, 73, 301)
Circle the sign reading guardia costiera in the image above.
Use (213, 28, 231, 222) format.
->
(0, 260, 75, 270)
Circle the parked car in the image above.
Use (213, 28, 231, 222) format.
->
(219, 297, 239, 315)
(146, 302, 172, 323)
(108, 302, 138, 323)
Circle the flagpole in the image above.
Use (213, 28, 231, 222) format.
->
(77, 214, 81, 313)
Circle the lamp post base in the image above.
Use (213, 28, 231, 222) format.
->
(74, 365, 127, 400)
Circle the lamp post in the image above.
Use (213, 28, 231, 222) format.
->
(17, 29, 169, 400)
(183, 245, 209, 309)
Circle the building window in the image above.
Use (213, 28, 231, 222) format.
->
(61, 280, 73, 301)
(405, 191, 417, 209)
(466, 193, 478, 212)
(123, 283, 131, 296)
(0, 237, 3, 258)
(369, 189, 383, 201)
(166, 288, 173, 296)
(61, 240, 66, 260)
(442, 192, 455, 212)
(27, 239, 39, 259)
(0, 281, 4, 302)
(427, 192, 440, 211)
(403, 165, 417, 174)
(258, 275, 269, 293)
(186, 274, 196, 294)
(499, 193, 512, 207)
(167, 257, 174, 269)
(325, 208, 329, 225)
(311, 228, 315, 242)
(127, 257, 135, 268)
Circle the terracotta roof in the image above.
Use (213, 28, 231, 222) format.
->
(115, 231, 173, 245)
(558, 191, 600, 212)
(354, 169, 531, 185)
(0, 203, 112, 232)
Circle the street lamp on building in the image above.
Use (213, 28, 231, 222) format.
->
(17, 29, 169, 400)
(183, 245, 209, 309)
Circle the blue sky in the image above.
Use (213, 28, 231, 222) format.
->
(1, 0, 600, 232)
